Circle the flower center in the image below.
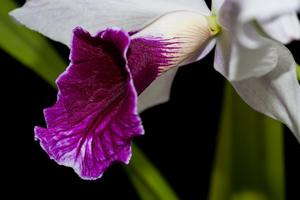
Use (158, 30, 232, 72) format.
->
(206, 15, 222, 35)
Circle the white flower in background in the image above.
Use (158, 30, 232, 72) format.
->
(9, 0, 300, 180)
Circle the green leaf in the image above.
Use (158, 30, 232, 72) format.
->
(209, 83, 285, 200)
(1, 1, 179, 199)
(0, 0, 66, 86)
(126, 144, 180, 200)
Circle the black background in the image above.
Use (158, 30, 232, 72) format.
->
(1, 0, 300, 199)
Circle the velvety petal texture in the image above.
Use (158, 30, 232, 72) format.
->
(35, 28, 144, 180)
(35, 16, 208, 178)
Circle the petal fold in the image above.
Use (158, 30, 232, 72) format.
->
(224, 0, 300, 45)
(228, 0, 300, 22)
(231, 43, 300, 141)
(215, 2, 279, 81)
(258, 13, 300, 44)
(215, 1, 300, 140)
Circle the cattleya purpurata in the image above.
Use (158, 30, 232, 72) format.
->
(10, 0, 300, 180)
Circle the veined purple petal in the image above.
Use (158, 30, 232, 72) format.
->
(132, 11, 216, 112)
(128, 37, 179, 93)
(34, 11, 215, 180)
(34, 27, 179, 180)
(35, 28, 145, 180)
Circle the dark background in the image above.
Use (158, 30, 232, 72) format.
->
(1, 0, 300, 199)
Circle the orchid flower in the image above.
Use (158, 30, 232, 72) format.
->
(10, 0, 300, 180)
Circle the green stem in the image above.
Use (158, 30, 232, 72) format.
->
(209, 83, 285, 200)
(126, 144, 179, 200)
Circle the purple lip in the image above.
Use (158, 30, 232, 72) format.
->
(34, 27, 178, 179)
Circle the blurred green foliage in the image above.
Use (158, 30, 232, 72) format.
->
(209, 83, 285, 200)
(0, 1, 65, 85)
(127, 145, 179, 200)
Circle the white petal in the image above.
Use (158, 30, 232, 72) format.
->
(211, 0, 224, 14)
(182, 38, 217, 66)
(10, 0, 210, 46)
(228, 0, 300, 21)
(224, 0, 300, 44)
(215, 27, 278, 81)
(214, 30, 231, 77)
(137, 42, 217, 113)
(231, 43, 300, 141)
(133, 11, 215, 72)
(258, 12, 300, 44)
(138, 67, 178, 113)
(134, 11, 216, 111)
(216, 0, 291, 81)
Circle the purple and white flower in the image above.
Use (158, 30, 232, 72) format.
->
(10, 0, 300, 180)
